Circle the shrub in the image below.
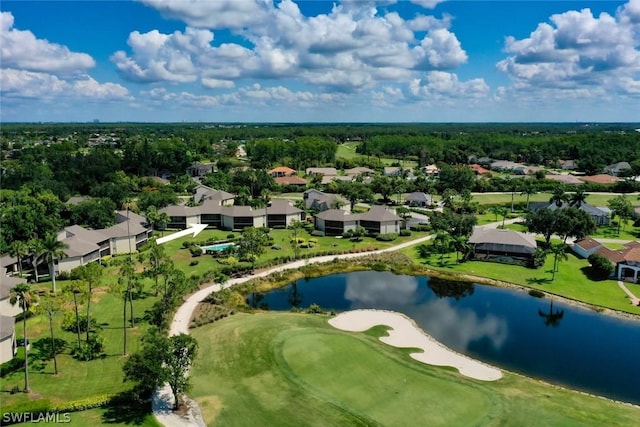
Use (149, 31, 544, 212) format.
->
(0, 357, 24, 377)
(189, 246, 203, 257)
(399, 229, 412, 237)
(306, 303, 324, 314)
(376, 233, 398, 242)
(588, 253, 615, 279)
(311, 230, 325, 237)
(182, 241, 194, 249)
(71, 334, 105, 361)
(61, 312, 97, 333)
(226, 233, 235, 239)
(528, 289, 545, 298)
(189, 260, 199, 266)
(410, 224, 431, 232)
(308, 238, 318, 244)
(271, 244, 282, 250)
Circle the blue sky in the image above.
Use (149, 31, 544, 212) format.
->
(1, 0, 639, 122)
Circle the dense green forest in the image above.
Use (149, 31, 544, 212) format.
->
(2, 122, 640, 253)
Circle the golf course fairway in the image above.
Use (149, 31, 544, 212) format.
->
(189, 312, 640, 426)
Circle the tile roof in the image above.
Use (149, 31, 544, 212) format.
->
(306, 167, 337, 176)
(574, 237, 602, 251)
(579, 174, 619, 184)
(267, 199, 304, 215)
(546, 174, 584, 185)
(275, 176, 308, 185)
(268, 166, 296, 175)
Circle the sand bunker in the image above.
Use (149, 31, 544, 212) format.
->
(329, 309, 502, 381)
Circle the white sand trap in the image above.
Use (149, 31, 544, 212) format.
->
(329, 309, 502, 381)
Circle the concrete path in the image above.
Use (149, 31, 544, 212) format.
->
(152, 233, 435, 426)
(617, 281, 640, 306)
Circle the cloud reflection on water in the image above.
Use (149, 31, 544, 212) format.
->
(344, 271, 508, 351)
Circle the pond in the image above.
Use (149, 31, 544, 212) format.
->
(253, 271, 640, 405)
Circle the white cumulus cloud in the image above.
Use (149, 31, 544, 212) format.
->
(0, 12, 95, 75)
(497, 0, 640, 97)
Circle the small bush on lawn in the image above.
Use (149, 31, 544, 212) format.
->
(189, 260, 199, 266)
(182, 241, 194, 249)
(311, 230, 325, 237)
(399, 229, 412, 236)
(190, 246, 203, 257)
(62, 312, 98, 333)
(410, 224, 431, 232)
(376, 233, 398, 242)
(71, 334, 105, 361)
(226, 233, 236, 239)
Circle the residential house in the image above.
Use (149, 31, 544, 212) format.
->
(383, 166, 403, 177)
(314, 209, 360, 236)
(558, 159, 577, 170)
(56, 225, 110, 273)
(579, 174, 619, 185)
(186, 162, 215, 177)
(268, 166, 296, 178)
(469, 164, 490, 176)
(532, 202, 611, 226)
(265, 199, 305, 228)
(303, 189, 350, 212)
(572, 237, 604, 259)
(604, 162, 632, 176)
(595, 241, 640, 282)
(546, 174, 584, 185)
(421, 164, 440, 176)
(305, 167, 337, 177)
(314, 205, 401, 236)
(160, 205, 203, 229)
(193, 184, 235, 205)
(345, 167, 375, 177)
(405, 192, 433, 207)
(490, 160, 523, 172)
(468, 228, 537, 262)
(358, 206, 402, 234)
(220, 206, 266, 230)
(0, 316, 16, 364)
(102, 210, 152, 253)
(322, 175, 353, 185)
(275, 176, 308, 187)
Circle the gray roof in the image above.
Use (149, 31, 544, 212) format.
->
(0, 255, 17, 271)
(220, 206, 266, 217)
(64, 225, 108, 245)
(306, 167, 337, 176)
(267, 199, 303, 215)
(605, 162, 631, 173)
(345, 167, 375, 175)
(63, 235, 101, 258)
(315, 209, 359, 222)
(405, 192, 432, 203)
(359, 205, 401, 222)
(66, 196, 89, 205)
(200, 199, 223, 215)
(100, 221, 148, 239)
(469, 228, 537, 249)
(160, 205, 202, 217)
(545, 202, 609, 217)
(1, 276, 27, 299)
(0, 316, 15, 340)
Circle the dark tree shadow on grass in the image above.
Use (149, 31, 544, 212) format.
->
(527, 277, 552, 285)
(580, 266, 610, 282)
(102, 390, 153, 425)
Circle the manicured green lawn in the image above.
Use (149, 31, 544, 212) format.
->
(2, 284, 159, 409)
(190, 313, 640, 426)
(400, 246, 640, 315)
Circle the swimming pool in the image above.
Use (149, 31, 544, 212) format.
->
(201, 242, 235, 253)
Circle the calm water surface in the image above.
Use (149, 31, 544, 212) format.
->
(254, 271, 640, 405)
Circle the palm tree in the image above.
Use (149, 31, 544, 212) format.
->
(120, 258, 137, 328)
(145, 206, 160, 234)
(28, 238, 44, 283)
(121, 198, 138, 258)
(569, 189, 588, 208)
(156, 212, 170, 237)
(550, 186, 569, 207)
(433, 231, 452, 264)
(77, 263, 103, 342)
(497, 206, 509, 227)
(549, 243, 568, 281)
(112, 261, 135, 356)
(416, 243, 432, 259)
(63, 281, 84, 349)
(10, 283, 36, 392)
(8, 240, 28, 278)
(487, 206, 500, 222)
(520, 186, 537, 211)
(39, 294, 61, 374)
(41, 234, 69, 293)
